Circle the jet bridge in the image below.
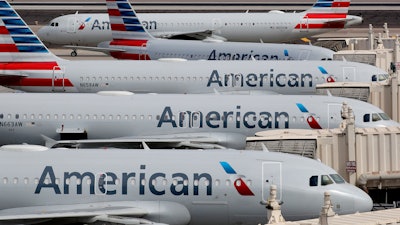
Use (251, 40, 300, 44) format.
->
(246, 114, 400, 205)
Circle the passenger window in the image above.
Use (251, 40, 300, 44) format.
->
(321, 175, 333, 186)
(309, 175, 318, 186)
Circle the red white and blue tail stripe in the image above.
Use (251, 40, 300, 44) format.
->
(0, 0, 73, 91)
(295, 0, 350, 30)
(106, 0, 151, 60)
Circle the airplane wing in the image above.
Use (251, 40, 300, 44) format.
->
(0, 201, 186, 225)
(63, 45, 126, 55)
(43, 132, 246, 149)
(45, 136, 228, 149)
(157, 30, 227, 42)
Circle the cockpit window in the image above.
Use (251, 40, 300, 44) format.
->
(329, 174, 345, 184)
(50, 22, 59, 27)
(309, 175, 318, 186)
(379, 74, 389, 81)
(364, 113, 390, 122)
(379, 113, 390, 120)
(372, 113, 381, 122)
(363, 114, 370, 122)
(321, 175, 333, 186)
(372, 74, 389, 82)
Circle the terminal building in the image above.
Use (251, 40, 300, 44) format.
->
(247, 24, 400, 207)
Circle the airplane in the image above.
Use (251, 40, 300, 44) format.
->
(36, 0, 363, 56)
(0, 92, 398, 149)
(62, 0, 335, 61)
(0, 146, 373, 224)
(0, 0, 386, 94)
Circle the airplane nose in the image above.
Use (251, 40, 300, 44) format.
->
(37, 27, 49, 41)
(352, 187, 373, 212)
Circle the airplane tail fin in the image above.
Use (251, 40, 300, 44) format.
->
(106, 0, 153, 59)
(0, 0, 62, 77)
(106, 0, 154, 41)
(298, 0, 351, 29)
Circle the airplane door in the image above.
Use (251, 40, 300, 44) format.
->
(328, 103, 342, 128)
(139, 43, 147, 60)
(299, 16, 309, 32)
(343, 67, 356, 81)
(52, 66, 66, 92)
(67, 17, 77, 33)
(262, 162, 282, 202)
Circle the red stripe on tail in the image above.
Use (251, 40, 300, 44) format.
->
(110, 24, 126, 31)
(108, 9, 121, 17)
(0, 26, 9, 34)
(0, 44, 18, 52)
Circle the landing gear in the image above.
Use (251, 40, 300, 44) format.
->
(70, 50, 77, 57)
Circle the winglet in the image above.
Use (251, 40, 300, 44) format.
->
(41, 135, 57, 148)
(141, 141, 150, 150)
(261, 143, 269, 152)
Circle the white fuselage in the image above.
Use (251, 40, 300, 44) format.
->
(0, 149, 373, 224)
(1, 60, 388, 94)
(37, 12, 362, 46)
(99, 38, 334, 60)
(0, 93, 397, 148)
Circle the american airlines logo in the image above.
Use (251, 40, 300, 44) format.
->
(220, 162, 254, 196)
(35, 165, 213, 196)
(34, 164, 256, 197)
(157, 106, 290, 129)
(206, 70, 313, 88)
